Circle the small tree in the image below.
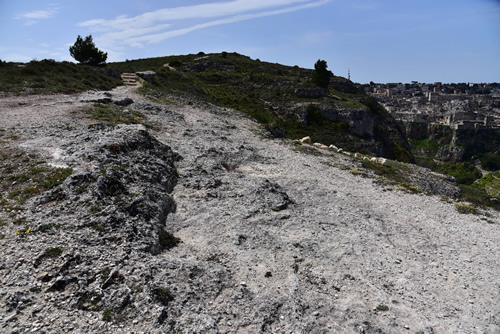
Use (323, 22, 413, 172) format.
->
(69, 35, 107, 66)
(312, 59, 333, 89)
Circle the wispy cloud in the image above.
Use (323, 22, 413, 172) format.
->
(16, 5, 58, 25)
(78, 0, 328, 53)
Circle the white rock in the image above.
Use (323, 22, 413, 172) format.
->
(313, 142, 329, 149)
(376, 157, 388, 165)
(300, 136, 312, 144)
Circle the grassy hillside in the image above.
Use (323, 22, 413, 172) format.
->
(0, 53, 411, 162)
(110, 52, 413, 161)
(0, 59, 122, 95)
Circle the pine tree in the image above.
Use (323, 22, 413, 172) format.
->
(69, 35, 107, 66)
(312, 59, 333, 89)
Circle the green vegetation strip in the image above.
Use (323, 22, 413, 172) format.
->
(0, 59, 121, 95)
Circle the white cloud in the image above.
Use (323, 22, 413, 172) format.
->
(79, 0, 329, 53)
(80, 0, 315, 30)
(16, 5, 58, 25)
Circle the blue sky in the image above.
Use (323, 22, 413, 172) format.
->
(1, 0, 499, 83)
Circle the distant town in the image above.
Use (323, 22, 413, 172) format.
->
(358, 82, 500, 130)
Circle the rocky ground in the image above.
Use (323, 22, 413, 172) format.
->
(0, 87, 499, 333)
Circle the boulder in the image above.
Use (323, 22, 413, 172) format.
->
(136, 71, 156, 83)
(114, 97, 134, 106)
(313, 143, 329, 149)
(300, 136, 312, 144)
(376, 157, 388, 165)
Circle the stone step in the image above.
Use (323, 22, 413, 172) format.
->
(120, 73, 141, 87)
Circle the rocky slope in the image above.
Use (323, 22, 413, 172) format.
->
(0, 87, 499, 333)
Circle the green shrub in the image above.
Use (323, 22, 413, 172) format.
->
(436, 162, 482, 185)
(410, 138, 441, 155)
(376, 304, 389, 311)
(102, 308, 112, 322)
(473, 171, 500, 199)
(38, 223, 60, 232)
(169, 60, 183, 67)
(480, 152, 500, 171)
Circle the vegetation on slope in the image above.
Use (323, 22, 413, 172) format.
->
(110, 52, 412, 161)
(0, 59, 121, 95)
(410, 133, 500, 209)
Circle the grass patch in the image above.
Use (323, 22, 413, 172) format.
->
(37, 223, 60, 232)
(83, 103, 147, 126)
(0, 148, 73, 216)
(44, 247, 63, 257)
(454, 203, 478, 214)
(90, 205, 101, 214)
(459, 184, 500, 210)
(435, 162, 482, 185)
(473, 171, 500, 199)
(410, 138, 441, 156)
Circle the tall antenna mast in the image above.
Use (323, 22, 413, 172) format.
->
(348, 68, 351, 81)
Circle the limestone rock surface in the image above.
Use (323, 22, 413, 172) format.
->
(0, 87, 498, 334)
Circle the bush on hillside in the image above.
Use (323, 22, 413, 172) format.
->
(312, 59, 333, 88)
